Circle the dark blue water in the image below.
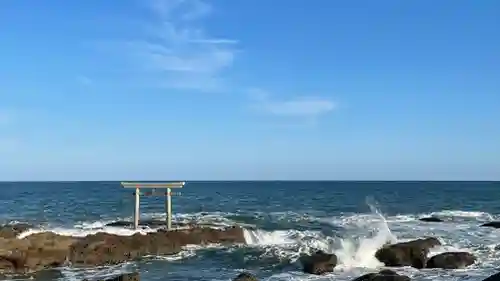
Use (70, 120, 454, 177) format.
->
(1, 181, 500, 281)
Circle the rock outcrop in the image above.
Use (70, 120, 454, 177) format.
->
(0, 224, 32, 239)
(352, 269, 411, 281)
(426, 252, 476, 269)
(0, 224, 245, 275)
(233, 272, 259, 281)
(480, 222, 500, 228)
(482, 272, 500, 281)
(418, 217, 443, 222)
(374, 237, 441, 269)
(300, 250, 338, 275)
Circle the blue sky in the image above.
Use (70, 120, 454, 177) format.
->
(0, 0, 499, 181)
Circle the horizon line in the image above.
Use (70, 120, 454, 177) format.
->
(0, 180, 498, 183)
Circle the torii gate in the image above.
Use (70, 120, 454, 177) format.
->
(121, 181, 185, 230)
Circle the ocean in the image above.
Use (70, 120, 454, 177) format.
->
(1, 181, 500, 281)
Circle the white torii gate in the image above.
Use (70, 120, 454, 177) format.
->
(121, 181, 186, 230)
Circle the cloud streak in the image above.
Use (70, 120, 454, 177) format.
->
(124, 0, 238, 92)
(248, 88, 336, 118)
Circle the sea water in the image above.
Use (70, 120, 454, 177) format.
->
(0, 181, 499, 281)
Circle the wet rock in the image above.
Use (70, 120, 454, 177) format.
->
(300, 250, 337, 275)
(105, 220, 168, 228)
(0, 224, 32, 239)
(69, 226, 245, 267)
(352, 269, 410, 281)
(426, 252, 476, 269)
(105, 220, 201, 230)
(418, 217, 443, 222)
(482, 272, 500, 281)
(33, 269, 65, 280)
(0, 268, 64, 280)
(83, 272, 140, 281)
(480, 222, 500, 228)
(375, 237, 441, 269)
(0, 223, 245, 274)
(233, 272, 258, 281)
(0, 232, 77, 273)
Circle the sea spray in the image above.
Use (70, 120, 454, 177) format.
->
(333, 197, 398, 269)
(241, 197, 399, 269)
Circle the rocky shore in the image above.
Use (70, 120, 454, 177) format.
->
(0, 222, 494, 280)
(0, 222, 245, 277)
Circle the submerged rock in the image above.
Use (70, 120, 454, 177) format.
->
(426, 252, 476, 269)
(375, 237, 441, 269)
(300, 250, 338, 275)
(0, 224, 245, 274)
(352, 269, 411, 281)
(233, 272, 258, 281)
(482, 272, 500, 281)
(480, 222, 500, 228)
(418, 217, 443, 222)
(83, 272, 140, 281)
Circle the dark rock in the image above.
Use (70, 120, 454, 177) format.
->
(83, 272, 140, 281)
(426, 252, 476, 269)
(105, 220, 202, 230)
(378, 269, 398, 275)
(418, 217, 443, 222)
(482, 272, 500, 281)
(352, 269, 410, 281)
(375, 237, 441, 269)
(233, 272, 258, 281)
(69, 226, 245, 267)
(480, 222, 500, 228)
(0, 223, 245, 274)
(0, 268, 64, 280)
(105, 220, 169, 228)
(34, 269, 64, 280)
(0, 224, 32, 239)
(0, 232, 75, 273)
(300, 250, 337, 275)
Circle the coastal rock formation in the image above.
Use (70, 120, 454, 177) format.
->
(233, 272, 259, 281)
(426, 252, 476, 269)
(300, 250, 338, 275)
(480, 222, 500, 228)
(83, 272, 140, 281)
(0, 224, 33, 239)
(375, 237, 441, 269)
(0, 224, 245, 274)
(482, 272, 500, 281)
(352, 269, 411, 281)
(418, 217, 443, 222)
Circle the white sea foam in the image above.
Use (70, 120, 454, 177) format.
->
(242, 201, 399, 270)
(16, 211, 247, 239)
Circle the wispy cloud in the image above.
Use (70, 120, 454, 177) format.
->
(123, 0, 238, 92)
(248, 88, 336, 118)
